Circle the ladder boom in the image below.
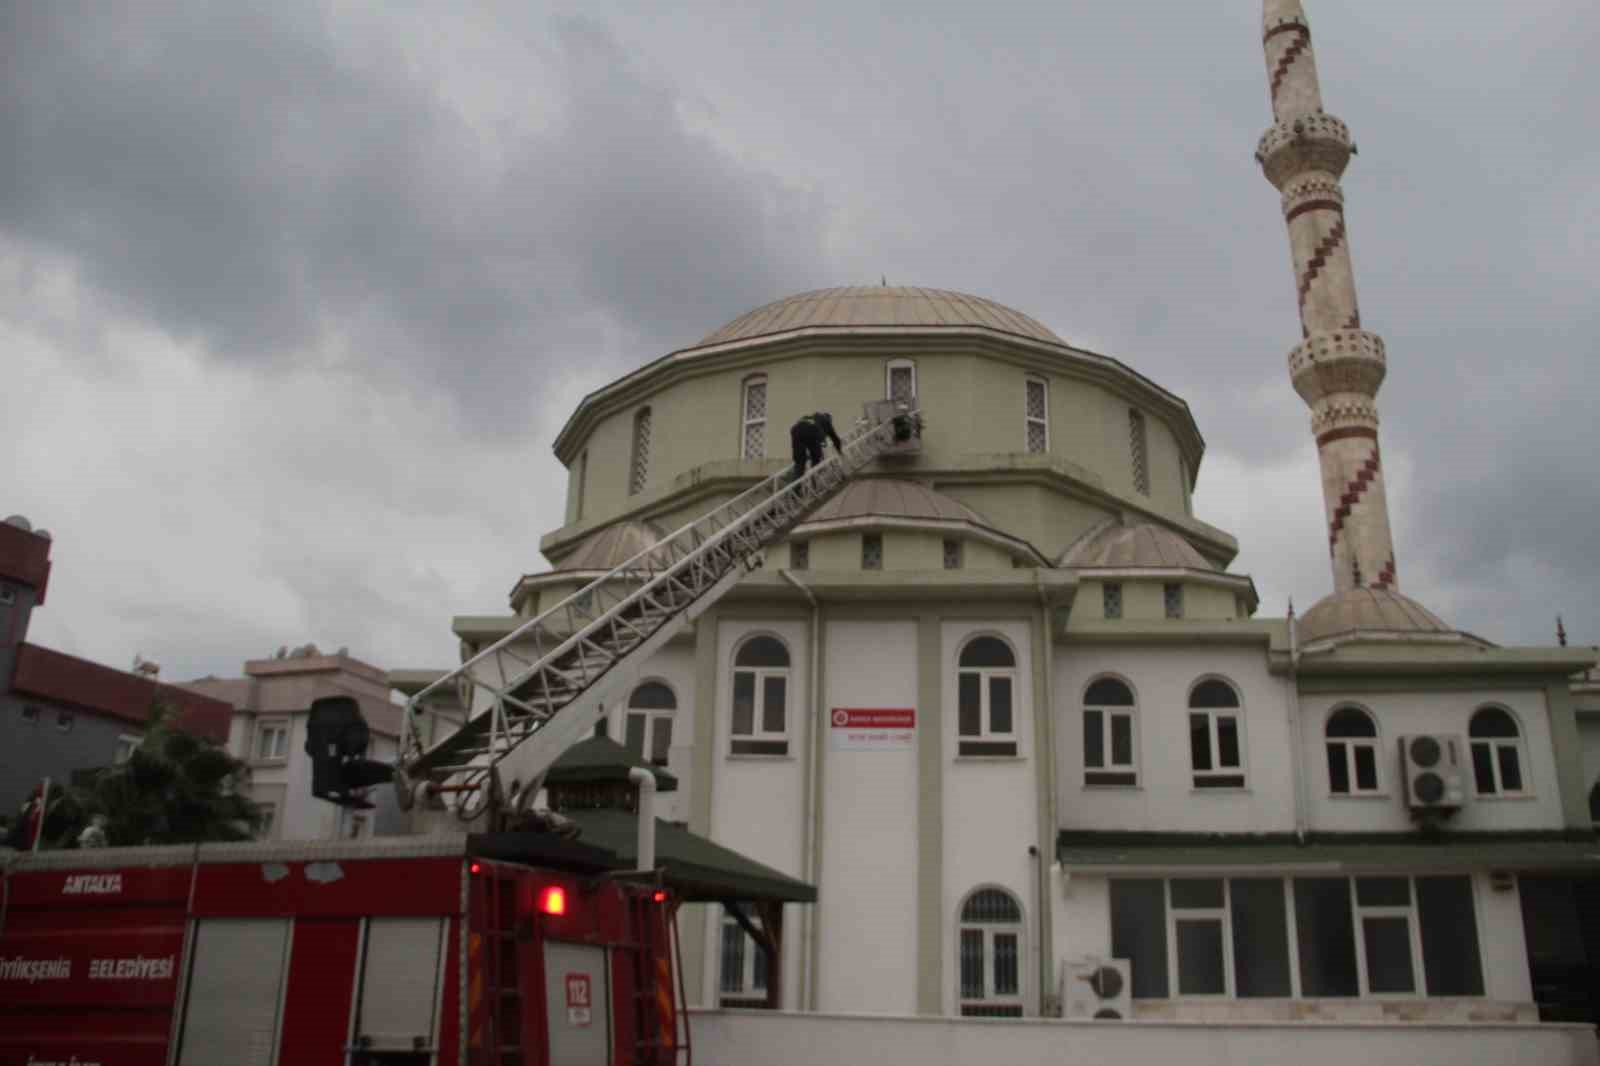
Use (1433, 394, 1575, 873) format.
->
(397, 404, 918, 812)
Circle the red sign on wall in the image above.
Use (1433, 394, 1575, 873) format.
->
(565, 972, 593, 1027)
(829, 707, 916, 751)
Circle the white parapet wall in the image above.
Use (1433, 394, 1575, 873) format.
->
(688, 1009, 1600, 1066)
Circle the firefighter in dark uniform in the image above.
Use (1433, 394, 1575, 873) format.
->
(790, 411, 843, 481)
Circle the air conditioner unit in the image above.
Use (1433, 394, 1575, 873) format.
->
(1061, 957, 1131, 1020)
(1398, 733, 1466, 814)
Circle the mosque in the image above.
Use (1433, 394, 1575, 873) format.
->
(399, 0, 1600, 1029)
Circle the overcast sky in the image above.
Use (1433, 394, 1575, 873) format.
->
(4, 0, 1596, 682)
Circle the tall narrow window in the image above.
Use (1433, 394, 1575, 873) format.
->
(1163, 583, 1184, 619)
(1325, 706, 1381, 795)
(731, 636, 790, 756)
(1179, 456, 1192, 515)
(789, 540, 809, 571)
(741, 376, 767, 459)
(574, 449, 588, 522)
(255, 719, 289, 762)
(1468, 707, 1527, 796)
(861, 533, 883, 570)
(1083, 677, 1137, 786)
(1024, 378, 1048, 453)
(629, 407, 652, 496)
(943, 538, 963, 570)
(1188, 678, 1244, 788)
(1169, 878, 1229, 996)
(957, 636, 1017, 757)
(958, 888, 1024, 1017)
(1353, 877, 1420, 995)
(624, 681, 676, 767)
(886, 359, 917, 406)
(1102, 583, 1122, 620)
(719, 906, 768, 1007)
(1129, 408, 1149, 495)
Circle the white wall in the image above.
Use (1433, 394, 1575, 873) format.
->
(1300, 689, 1566, 832)
(599, 645, 697, 824)
(688, 1010, 1600, 1066)
(942, 619, 1039, 1016)
(706, 618, 811, 1009)
(816, 620, 919, 1015)
(1055, 643, 1296, 833)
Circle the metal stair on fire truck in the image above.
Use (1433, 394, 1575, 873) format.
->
(395, 402, 918, 817)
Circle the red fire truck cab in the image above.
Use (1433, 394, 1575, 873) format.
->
(0, 834, 685, 1066)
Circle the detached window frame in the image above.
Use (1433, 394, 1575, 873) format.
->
(730, 635, 791, 756)
(255, 718, 290, 763)
(1325, 705, 1384, 797)
(958, 887, 1025, 1017)
(956, 635, 1019, 757)
(1082, 676, 1138, 787)
(624, 680, 677, 768)
(1468, 706, 1529, 798)
(1188, 678, 1246, 789)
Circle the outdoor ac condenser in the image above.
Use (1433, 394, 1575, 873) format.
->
(1060, 957, 1132, 1020)
(1398, 733, 1467, 813)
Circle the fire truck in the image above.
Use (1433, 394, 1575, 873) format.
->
(0, 404, 917, 1066)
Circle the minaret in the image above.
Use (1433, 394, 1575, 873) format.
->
(1257, 0, 1398, 593)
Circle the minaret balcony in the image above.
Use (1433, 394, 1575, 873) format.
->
(1288, 329, 1386, 405)
(1257, 113, 1354, 187)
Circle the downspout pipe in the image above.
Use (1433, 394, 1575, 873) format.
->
(1034, 571, 1058, 1015)
(628, 768, 658, 873)
(780, 568, 821, 1012)
(1286, 601, 1308, 844)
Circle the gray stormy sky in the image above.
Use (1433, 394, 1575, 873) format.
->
(3, 0, 1596, 681)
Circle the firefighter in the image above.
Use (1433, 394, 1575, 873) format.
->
(790, 411, 843, 482)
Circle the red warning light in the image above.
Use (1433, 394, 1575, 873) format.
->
(539, 886, 567, 916)
(469, 862, 482, 875)
(652, 890, 667, 903)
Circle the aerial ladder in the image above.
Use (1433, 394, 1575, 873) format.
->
(394, 402, 920, 824)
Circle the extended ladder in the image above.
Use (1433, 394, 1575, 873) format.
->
(395, 404, 917, 815)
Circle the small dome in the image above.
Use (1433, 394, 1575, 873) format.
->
(556, 521, 661, 572)
(1059, 522, 1215, 571)
(698, 287, 1062, 347)
(799, 478, 989, 527)
(3, 515, 33, 532)
(1297, 587, 1454, 644)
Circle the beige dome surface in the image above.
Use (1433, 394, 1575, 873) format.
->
(557, 521, 660, 572)
(800, 478, 989, 527)
(698, 287, 1062, 347)
(1059, 523, 1215, 571)
(1297, 587, 1453, 644)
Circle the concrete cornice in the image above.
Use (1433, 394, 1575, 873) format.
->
(723, 566, 1077, 606)
(538, 454, 1239, 565)
(1285, 645, 1598, 683)
(1063, 618, 1287, 649)
(550, 328, 1207, 475)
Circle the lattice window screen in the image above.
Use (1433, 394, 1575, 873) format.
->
(1129, 408, 1149, 495)
(1025, 379, 1048, 453)
(742, 378, 767, 459)
(889, 364, 916, 404)
(862, 534, 883, 570)
(943, 539, 963, 570)
(629, 408, 652, 495)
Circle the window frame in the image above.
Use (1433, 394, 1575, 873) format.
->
(1468, 705, 1530, 798)
(1163, 582, 1184, 619)
(20, 703, 40, 726)
(886, 358, 917, 406)
(789, 540, 809, 571)
(628, 406, 652, 496)
(255, 718, 290, 764)
(1351, 877, 1425, 998)
(861, 533, 883, 570)
(1082, 675, 1138, 787)
(956, 635, 1019, 758)
(573, 449, 588, 523)
(1188, 677, 1246, 789)
(740, 374, 768, 460)
(1024, 377, 1049, 454)
(1324, 705, 1385, 798)
(718, 906, 769, 1006)
(730, 634, 791, 757)
(1166, 878, 1235, 998)
(957, 886, 1026, 1017)
(1102, 582, 1122, 620)
(942, 538, 963, 570)
(56, 709, 75, 733)
(623, 679, 677, 768)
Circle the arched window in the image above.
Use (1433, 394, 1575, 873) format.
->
(740, 375, 767, 460)
(958, 636, 1017, 757)
(1024, 378, 1048, 453)
(731, 635, 790, 756)
(1083, 677, 1137, 787)
(959, 887, 1024, 1017)
(629, 407, 652, 496)
(1469, 707, 1527, 796)
(1188, 678, 1244, 789)
(886, 358, 917, 405)
(1325, 706, 1381, 796)
(625, 681, 676, 767)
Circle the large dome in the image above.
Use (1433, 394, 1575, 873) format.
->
(698, 287, 1062, 347)
(1297, 587, 1458, 645)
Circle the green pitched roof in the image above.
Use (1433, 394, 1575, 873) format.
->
(564, 809, 816, 903)
(545, 736, 678, 792)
